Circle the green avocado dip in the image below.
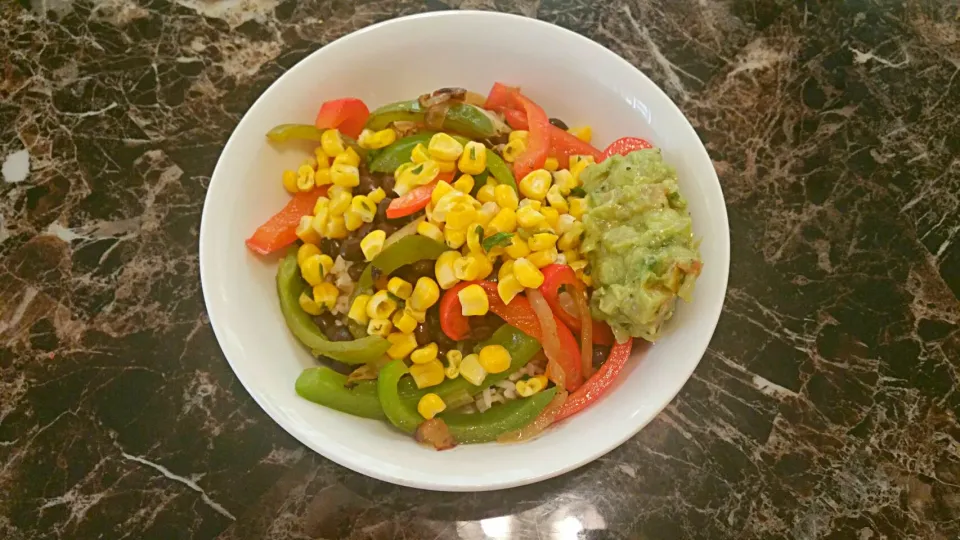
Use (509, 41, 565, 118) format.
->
(580, 149, 702, 343)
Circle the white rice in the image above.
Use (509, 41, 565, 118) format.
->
(472, 361, 545, 413)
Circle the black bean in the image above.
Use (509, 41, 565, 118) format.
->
(357, 165, 377, 193)
(319, 356, 354, 375)
(320, 238, 342, 256)
(549, 117, 569, 130)
(380, 175, 396, 194)
(414, 324, 432, 347)
(339, 223, 373, 261)
(592, 345, 611, 368)
(329, 326, 354, 342)
(375, 198, 392, 222)
(347, 262, 365, 281)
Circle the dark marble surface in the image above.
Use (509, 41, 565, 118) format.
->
(2, 0, 959, 538)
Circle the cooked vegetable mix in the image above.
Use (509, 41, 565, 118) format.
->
(246, 84, 703, 449)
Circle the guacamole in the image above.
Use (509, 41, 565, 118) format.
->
(580, 149, 702, 342)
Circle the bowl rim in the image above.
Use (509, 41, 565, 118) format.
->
(199, 9, 730, 491)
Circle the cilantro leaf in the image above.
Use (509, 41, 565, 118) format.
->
(482, 232, 514, 251)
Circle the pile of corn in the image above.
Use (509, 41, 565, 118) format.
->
(282, 126, 595, 419)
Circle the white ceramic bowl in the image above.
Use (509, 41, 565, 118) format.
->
(200, 10, 729, 491)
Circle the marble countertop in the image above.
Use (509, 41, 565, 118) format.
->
(2, 0, 959, 538)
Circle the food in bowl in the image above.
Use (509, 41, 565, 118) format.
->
(245, 83, 702, 449)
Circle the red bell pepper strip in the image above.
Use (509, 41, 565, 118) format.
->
(384, 172, 455, 219)
(245, 187, 328, 255)
(508, 93, 550, 180)
(439, 281, 583, 391)
(539, 265, 614, 345)
(554, 338, 633, 422)
(599, 137, 653, 161)
(314, 98, 370, 139)
(499, 109, 601, 169)
(484, 82, 520, 112)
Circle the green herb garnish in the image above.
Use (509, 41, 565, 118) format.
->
(482, 232, 514, 251)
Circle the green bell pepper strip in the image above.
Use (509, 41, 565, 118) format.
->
(378, 360, 424, 433)
(485, 151, 518, 192)
(356, 235, 449, 291)
(441, 387, 558, 444)
(365, 100, 509, 140)
(368, 132, 436, 173)
(266, 124, 367, 159)
(277, 253, 390, 364)
(397, 325, 541, 404)
(295, 367, 386, 420)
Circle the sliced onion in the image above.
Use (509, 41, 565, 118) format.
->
(424, 101, 451, 130)
(415, 418, 456, 450)
(571, 285, 594, 378)
(384, 216, 425, 249)
(527, 289, 565, 389)
(496, 388, 568, 443)
(464, 90, 487, 107)
(345, 363, 380, 384)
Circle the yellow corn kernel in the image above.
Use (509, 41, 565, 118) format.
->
(508, 130, 529, 145)
(309, 195, 329, 216)
(368, 187, 386, 204)
(494, 184, 519, 211)
(487, 208, 517, 234)
(313, 147, 330, 168)
(397, 160, 440, 190)
(300, 254, 326, 286)
(474, 255, 494, 280)
(433, 190, 473, 222)
(452, 174, 475, 194)
(435, 251, 461, 289)
(298, 292, 323, 315)
(458, 284, 489, 316)
(543, 157, 559, 172)
(297, 243, 322, 266)
(458, 142, 487, 175)
(343, 209, 363, 231)
(568, 126, 592, 143)
(569, 197, 587, 219)
(553, 169, 577, 194)
(428, 133, 464, 162)
(570, 259, 588, 273)
(417, 221, 444, 243)
(569, 155, 596, 168)
(330, 163, 360, 188)
(476, 201, 499, 226)
(501, 139, 526, 163)
(529, 232, 559, 252)
(349, 195, 375, 222)
(497, 273, 524, 305)
(499, 260, 516, 280)
(516, 206, 546, 229)
(324, 215, 348, 239)
(314, 168, 332, 187)
(444, 226, 466, 249)
(387, 277, 413, 300)
(282, 170, 298, 193)
(541, 207, 560, 229)
(476, 183, 497, 203)
(430, 180, 455, 205)
(367, 318, 393, 337)
(546, 185, 568, 213)
(562, 249, 580, 264)
(558, 231, 582, 251)
(366, 290, 397, 320)
(348, 295, 371, 324)
(466, 223, 484, 254)
(504, 235, 531, 259)
(408, 142, 428, 163)
(570, 159, 590, 183)
(410, 277, 440, 311)
(519, 169, 552, 200)
(296, 166, 315, 192)
(519, 198, 542, 210)
(410, 359, 446, 389)
(313, 282, 339, 311)
(329, 190, 351, 216)
(445, 350, 463, 379)
(528, 247, 558, 268)
(359, 128, 396, 149)
(513, 258, 544, 288)
(295, 215, 321, 245)
(392, 310, 418, 334)
(410, 343, 439, 365)
(321, 129, 346, 157)
(387, 332, 419, 360)
(459, 353, 486, 386)
(516, 375, 547, 397)
(360, 230, 386, 261)
(405, 306, 427, 323)
(333, 146, 361, 168)
(445, 205, 477, 230)
(417, 392, 446, 419)
(453, 254, 483, 281)
(478, 344, 511, 374)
